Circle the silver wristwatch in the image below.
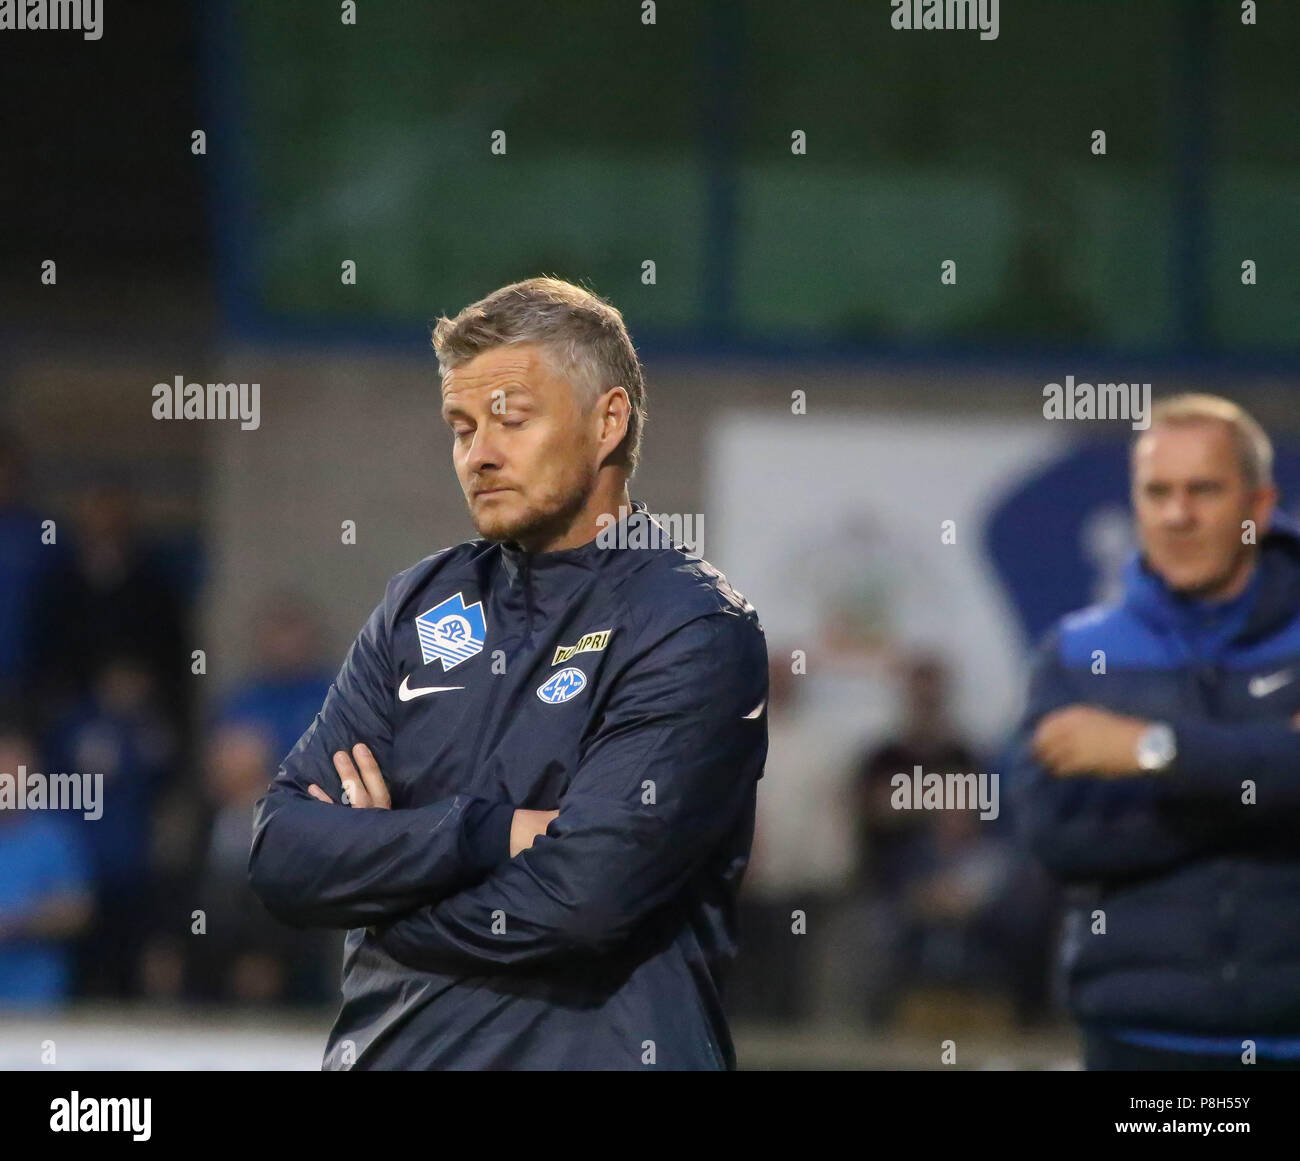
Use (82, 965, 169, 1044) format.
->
(1135, 722, 1177, 772)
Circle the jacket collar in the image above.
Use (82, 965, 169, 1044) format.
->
(1122, 510, 1300, 646)
(498, 499, 650, 589)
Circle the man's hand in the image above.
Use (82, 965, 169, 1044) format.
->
(307, 743, 391, 808)
(511, 808, 559, 857)
(1032, 705, 1150, 778)
(306, 745, 556, 858)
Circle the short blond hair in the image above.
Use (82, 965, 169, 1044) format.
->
(1135, 393, 1274, 490)
(431, 277, 647, 476)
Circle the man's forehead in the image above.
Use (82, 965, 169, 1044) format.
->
(1134, 422, 1236, 475)
(441, 345, 551, 396)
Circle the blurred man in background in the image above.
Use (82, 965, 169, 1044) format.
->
(198, 723, 336, 1005)
(215, 593, 335, 764)
(852, 655, 1053, 1028)
(850, 656, 979, 1026)
(0, 432, 61, 713)
(1011, 394, 1300, 1070)
(45, 655, 177, 999)
(856, 658, 976, 902)
(0, 723, 94, 1010)
(732, 653, 855, 1023)
(29, 480, 190, 738)
(196, 598, 336, 1005)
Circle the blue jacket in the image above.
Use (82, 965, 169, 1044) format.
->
(249, 503, 768, 1069)
(1010, 515, 1300, 1042)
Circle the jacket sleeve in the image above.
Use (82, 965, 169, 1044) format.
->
(1008, 632, 1210, 883)
(248, 590, 515, 930)
(1160, 718, 1300, 806)
(371, 610, 768, 973)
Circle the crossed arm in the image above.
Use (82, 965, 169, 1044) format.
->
(369, 611, 768, 973)
(248, 600, 768, 973)
(1009, 636, 1300, 882)
(248, 595, 535, 930)
(307, 741, 557, 861)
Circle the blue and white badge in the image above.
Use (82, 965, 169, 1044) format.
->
(537, 667, 587, 704)
(415, 592, 487, 671)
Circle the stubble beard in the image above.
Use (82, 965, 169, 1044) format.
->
(1162, 538, 1257, 601)
(471, 462, 597, 550)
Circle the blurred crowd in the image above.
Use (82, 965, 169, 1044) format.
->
(0, 427, 1061, 1028)
(731, 652, 1061, 1033)
(0, 431, 338, 1010)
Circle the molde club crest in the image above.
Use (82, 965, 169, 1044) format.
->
(537, 667, 587, 704)
(415, 592, 487, 671)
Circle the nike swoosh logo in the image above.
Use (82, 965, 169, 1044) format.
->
(398, 675, 465, 701)
(742, 698, 766, 720)
(1248, 669, 1294, 698)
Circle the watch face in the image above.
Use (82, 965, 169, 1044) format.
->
(1139, 725, 1175, 770)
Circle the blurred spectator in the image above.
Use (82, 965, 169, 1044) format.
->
(854, 656, 977, 896)
(191, 593, 335, 1005)
(193, 726, 291, 1002)
(845, 654, 1053, 1026)
(0, 723, 94, 1009)
(28, 479, 190, 736)
(45, 656, 177, 999)
(214, 592, 335, 761)
(731, 655, 857, 1023)
(0, 431, 62, 710)
(891, 807, 1054, 1025)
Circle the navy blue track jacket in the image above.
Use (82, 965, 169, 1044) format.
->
(248, 502, 768, 1069)
(1009, 515, 1300, 1043)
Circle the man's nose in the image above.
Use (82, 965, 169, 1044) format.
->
(1162, 493, 1194, 528)
(465, 427, 503, 473)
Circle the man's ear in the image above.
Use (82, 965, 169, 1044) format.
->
(1253, 485, 1279, 536)
(598, 386, 631, 459)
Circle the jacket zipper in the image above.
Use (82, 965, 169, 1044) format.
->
(464, 550, 533, 790)
(522, 553, 534, 636)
